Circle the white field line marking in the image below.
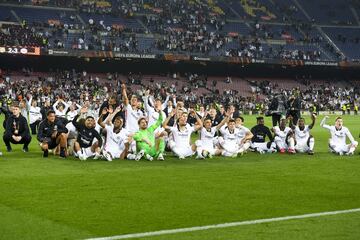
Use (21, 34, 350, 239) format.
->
(86, 208, 360, 240)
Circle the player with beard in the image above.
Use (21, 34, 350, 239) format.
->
(131, 110, 166, 161)
(273, 116, 295, 154)
(289, 114, 316, 155)
(98, 106, 130, 161)
(37, 110, 68, 158)
(250, 117, 277, 154)
(72, 107, 102, 161)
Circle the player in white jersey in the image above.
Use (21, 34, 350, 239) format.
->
(320, 116, 358, 155)
(121, 83, 144, 134)
(66, 102, 82, 121)
(273, 116, 295, 154)
(26, 95, 42, 135)
(121, 83, 144, 153)
(143, 91, 167, 138)
(290, 114, 316, 155)
(98, 107, 130, 161)
(53, 99, 70, 118)
(218, 118, 247, 157)
(234, 116, 254, 155)
(195, 110, 230, 159)
(163, 109, 202, 159)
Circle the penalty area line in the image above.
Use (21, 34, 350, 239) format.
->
(86, 208, 360, 240)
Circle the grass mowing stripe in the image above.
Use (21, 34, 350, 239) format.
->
(85, 208, 360, 240)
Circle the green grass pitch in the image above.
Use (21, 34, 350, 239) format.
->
(0, 115, 359, 240)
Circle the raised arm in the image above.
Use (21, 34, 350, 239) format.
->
(73, 107, 88, 129)
(63, 100, 70, 112)
(309, 113, 317, 129)
(53, 99, 60, 111)
(105, 106, 122, 126)
(97, 107, 109, 129)
(161, 94, 170, 110)
(121, 83, 129, 106)
(143, 91, 154, 114)
(173, 95, 177, 108)
(190, 109, 202, 131)
(26, 94, 32, 110)
(163, 108, 176, 130)
(320, 116, 331, 130)
(215, 109, 231, 131)
(149, 110, 164, 132)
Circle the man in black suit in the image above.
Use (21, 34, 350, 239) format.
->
(3, 102, 32, 152)
(269, 93, 288, 127)
(287, 95, 301, 125)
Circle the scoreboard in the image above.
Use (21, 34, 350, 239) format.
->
(0, 46, 41, 56)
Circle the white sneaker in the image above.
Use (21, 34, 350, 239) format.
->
(345, 152, 354, 156)
(270, 148, 277, 153)
(0, 151, 2, 156)
(339, 152, 344, 156)
(135, 150, 145, 161)
(93, 152, 102, 160)
(196, 154, 204, 159)
(103, 151, 113, 161)
(157, 153, 164, 161)
(179, 155, 185, 160)
(231, 153, 238, 158)
(126, 153, 136, 160)
(145, 154, 153, 161)
(202, 150, 209, 158)
(258, 150, 265, 154)
(79, 153, 87, 161)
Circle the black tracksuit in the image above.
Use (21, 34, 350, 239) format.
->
(3, 114, 32, 149)
(251, 124, 274, 143)
(73, 115, 102, 148)
(40, 106, 52, 120)
(37, 118, 68, 149)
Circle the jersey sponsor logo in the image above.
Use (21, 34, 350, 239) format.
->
(335, 132, 344, 137)
(80, 137, 90, 145)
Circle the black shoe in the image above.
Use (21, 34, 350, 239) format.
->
(59, 150, 66, 158)
(43, 150, 49, 158)
(6, 146, 12, 152)
(23, 147, 29, 152)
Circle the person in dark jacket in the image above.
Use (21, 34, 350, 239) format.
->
(37, 110, 68, 158)
(269, 93, 288, 127)
(287, 95, 301, 125)
(72, 107, 103, 161)
(250, 116, 277, 154)
(40, 99, 52, 120)
(3, 103, 32, 152)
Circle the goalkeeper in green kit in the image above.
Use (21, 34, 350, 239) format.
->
(132, 110, 166, 161)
